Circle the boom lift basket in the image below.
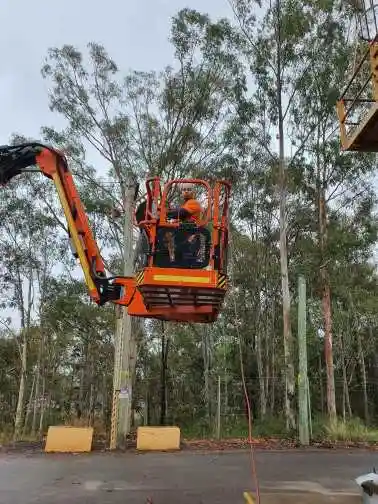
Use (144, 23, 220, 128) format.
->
(132, 178, 230, 323)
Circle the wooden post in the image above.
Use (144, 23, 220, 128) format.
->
(298, 275, 309, 445)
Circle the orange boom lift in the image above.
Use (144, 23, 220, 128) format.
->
(0, 143, 230, 323)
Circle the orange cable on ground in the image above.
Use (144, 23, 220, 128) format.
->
(238, 333, 261, 504)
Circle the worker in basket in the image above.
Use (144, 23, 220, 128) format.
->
(167, 185, 202, 224)
(165, 184, 203, 267)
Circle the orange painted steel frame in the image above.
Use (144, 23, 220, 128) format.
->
(33, 148, 146, 316)
(137, 177, 163, 268)
(35, 148, 108, 303)
(212, 180, 231, 273)
(2, 144, 230, 323)
(136, 177, 231, 270)
(132, 177, 230, 323)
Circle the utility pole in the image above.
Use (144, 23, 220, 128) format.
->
(110, 183, 137, 449)
(298, 275, 309, 446)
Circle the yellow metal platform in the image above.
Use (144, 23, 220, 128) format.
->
(337, 41, 378, 152)
(337, 100, 378, 152)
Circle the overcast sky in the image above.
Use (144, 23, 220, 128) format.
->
(0, 0, 232, 145)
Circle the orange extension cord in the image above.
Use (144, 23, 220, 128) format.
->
(230, 231, 261, 504)
(238, 332, 261, 504)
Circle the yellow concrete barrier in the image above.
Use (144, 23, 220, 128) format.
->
(45, 426, 94, 453)
(136, 426, 181, 451)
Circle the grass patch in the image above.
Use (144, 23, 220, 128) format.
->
(322, 417, 378, 443)
(0, 429, 43, 445)
(182, 415, 378, 444)
(0, 431, 12, 445)
(0, 424, 16, 445)
(181, 415, 289, 440)
(250, 416, 289, 438)
(310, 415, 378, 443)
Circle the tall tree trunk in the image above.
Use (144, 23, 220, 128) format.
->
(319, 191, 336, 419)
(224, 371, 228, 417)
(357, 331, 369, 423)
(342, 378, 346, 421)
(270, 303, 276, 414)
(78, 362, 85, 419)
(88, 347, 95, 427)
(276, 0, 295, 429)
(203, 326, 214, 428)
(160, 322, 170, 425)
(318, 349, 324, 415)
(102, 374, 108, 429)
(23, 372, 36, 436)
(31, 368, 40, 436)
(348, 294, 369, 423)
(264, 297, 271, 415)
(38, 376, 46, 437)
(340, 332, 352, 419)
(202, 331, 211, 427)
(31, 332, 43, 436)
(146, 385, 151, 426)
(14, 334, 27, 440)
(14, 267, 33, 440)
(256, 322, 266, 418)
(264, 331, 270, 412)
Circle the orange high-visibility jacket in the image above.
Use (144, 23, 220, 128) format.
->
(182, 199, 202, 224)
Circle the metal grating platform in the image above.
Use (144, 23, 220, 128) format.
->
(139, 285, 225, 309)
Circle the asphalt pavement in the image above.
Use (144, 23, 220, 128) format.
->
(0, 448, 375, 504)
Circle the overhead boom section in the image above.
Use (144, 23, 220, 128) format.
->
(0, 143, 117, 305)
(36, 148, 109, 303)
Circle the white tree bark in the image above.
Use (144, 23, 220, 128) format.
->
(14, 258, 34, 440)
(38, 376, 46, 437)
(276, 0, 296, 430)
(23, 372, 36, 436)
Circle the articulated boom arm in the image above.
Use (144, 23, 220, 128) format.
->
(0, 143, 134, 306)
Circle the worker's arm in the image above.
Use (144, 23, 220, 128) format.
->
(167, 199, 202, 220)
(0, 143, 133, 306)
(167, 207, 191, 219)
